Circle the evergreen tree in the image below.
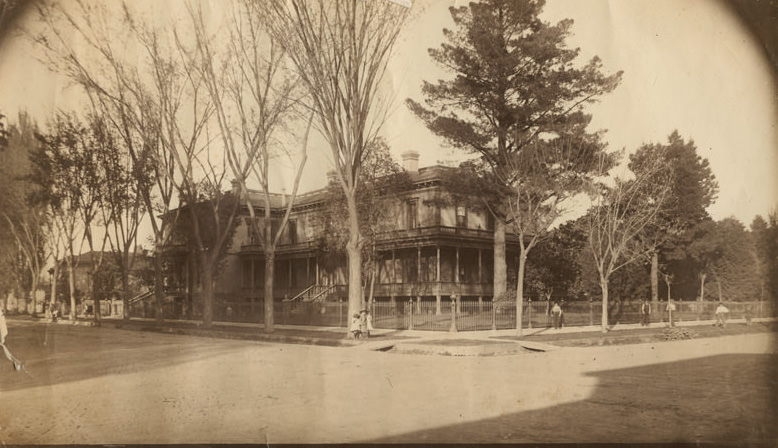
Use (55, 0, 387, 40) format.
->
(407, 0, 621, 333)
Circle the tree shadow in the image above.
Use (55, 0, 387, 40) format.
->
(0, 322, 250, 392)
(366, 353, 778, 444)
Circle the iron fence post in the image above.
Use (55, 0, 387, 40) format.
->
(408, 299, 414, 330)
(449, 296, 457, 333)
(491, 302, 496, 331)
(338, 299, 343, 327)
(589, 299, 593, 326)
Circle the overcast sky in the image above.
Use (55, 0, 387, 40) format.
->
(1, 0, 776, 226)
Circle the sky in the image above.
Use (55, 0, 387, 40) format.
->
(0, 0, 776, 227)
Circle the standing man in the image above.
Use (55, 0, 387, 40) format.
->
(551, 302, 563, 329)
(641, 299, 651, 326)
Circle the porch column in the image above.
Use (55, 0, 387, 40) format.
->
(250, 259, 255, 313)
(288, 259, 293, 289)
(436, 246, 441, 315)
(478, 249, 482, 282)
(416, 295, 421, 314)
(306, 257, 310, 285)
(417, 246, 421, 283)
(392, 249, 396, 283)
(455, 247, 460, 284)
(315, 256, 319, 286)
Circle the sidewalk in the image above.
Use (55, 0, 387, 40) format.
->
(9, 314, 776, 352)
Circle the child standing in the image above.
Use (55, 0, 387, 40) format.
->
(350, 313, 362, 339)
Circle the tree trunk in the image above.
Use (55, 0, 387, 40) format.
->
(493, 218, 507, 300)
(201, 255, 214, 327)
(264, 252, 275, 333)
(50, 263, 58, 311)
(716, 277, 723, 302)
(698, 272, 707, 302)
(153, 251, 164, 323)
(345, 194, 362, 339)
(651, 250, 659, 304)
(29, 276, 39, 316)
(121, 257, 130, 320)
(92, 267, 101, 325)
(68, 262, 76, 320)
(368, 263, 376, 308)
(600, 275, 609, 333)
(515, 249, 527, 335)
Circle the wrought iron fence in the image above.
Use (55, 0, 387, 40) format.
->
(129, 296, 775, 331)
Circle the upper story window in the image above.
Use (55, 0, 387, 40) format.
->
(288, 220, 297, 244)
(456, 205, 467, 228)
(407, 200, 418, 229)
(486, 212, 495, 231)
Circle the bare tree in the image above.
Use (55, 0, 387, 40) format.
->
(586, 151, 673, 332)
(188, 1, 308, 332)
(266, 0, 411, 336)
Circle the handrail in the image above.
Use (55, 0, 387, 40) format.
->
(128, 290, 153, 304)
(286, 284, 316, 302)
(308, 285, 335, 302)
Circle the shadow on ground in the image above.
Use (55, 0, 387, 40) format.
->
(366, 353, 778, 444)
(0, 322, 251, 392)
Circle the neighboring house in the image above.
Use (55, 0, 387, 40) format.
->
(64, 250, 152, 317)
(161, 152, 524, 319)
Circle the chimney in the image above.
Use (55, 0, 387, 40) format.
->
(401, 150, 419, 173)
(231, 179, 241, 196)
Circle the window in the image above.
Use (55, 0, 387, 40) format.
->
(407, 200, 418, 229)
(288, 220, 297, 244)
(456, 206, 467, 228)
(486, 213, 495, 231)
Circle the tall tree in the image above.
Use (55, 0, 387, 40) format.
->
(315, 139, 410, 306)
(684, 219, 723, 302)
(1, 112, 47, 314)
(751, 212, 778, 306)
(709, 217, 760, 302)
(586, 151, 673, 332)
(35, 0, 181, 323)
(266, 0, 411, 337)
(407, 0, 621, 334)
(30, 113, 99, 320)
(629, 131, 718, 303)
(92, 115, 147, 320)
(188, 1, 307, 332)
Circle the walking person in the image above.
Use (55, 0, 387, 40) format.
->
(551, 302, 563, 329)
(715, 302, 729, 327)
(640, 299, 651, 326)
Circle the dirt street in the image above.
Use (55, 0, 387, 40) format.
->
(0, 321, 775, 444)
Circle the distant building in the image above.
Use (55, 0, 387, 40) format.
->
(161, 152, 523, 320)
(63, 251, 152, 317)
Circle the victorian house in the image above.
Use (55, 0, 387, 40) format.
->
(161, 151, 523, 320)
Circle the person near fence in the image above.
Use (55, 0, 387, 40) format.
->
(350, 313, 362, 339)
(359, 309, 368, 338)
(641, 300, 651, 326)
(715, 302, 729, 327)
(551, 302, 563, 329)
(744, 305, 753, 326)
(365, 310, 374, 337)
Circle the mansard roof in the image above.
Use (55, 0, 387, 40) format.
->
(240, 164, 456, 212)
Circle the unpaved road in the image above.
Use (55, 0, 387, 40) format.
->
(1, 321, 775, 444)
